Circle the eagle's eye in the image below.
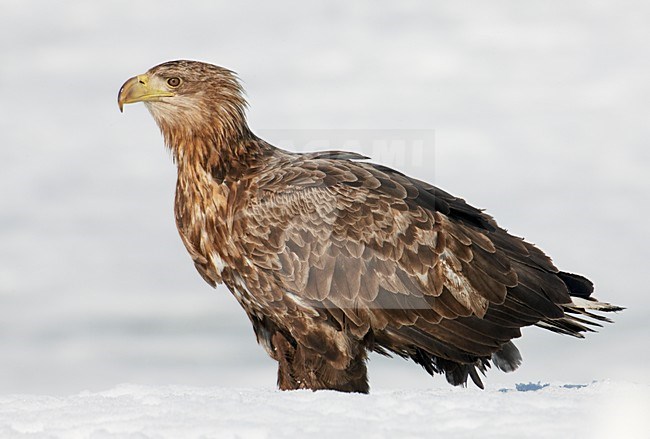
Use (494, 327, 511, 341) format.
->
(167, 77, 181, 88)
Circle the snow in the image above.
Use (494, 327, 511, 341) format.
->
(1, 381, 647, 438)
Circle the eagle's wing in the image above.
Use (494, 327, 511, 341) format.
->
(234, 153, 581, 387)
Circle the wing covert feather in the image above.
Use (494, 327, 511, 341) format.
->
(233, 155, 569, 361)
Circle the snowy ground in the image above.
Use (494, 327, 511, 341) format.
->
(1, 2, 649, 435)
(1, 381, 648, 438)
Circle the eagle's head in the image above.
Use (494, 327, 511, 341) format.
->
(118, 60, 250, 149)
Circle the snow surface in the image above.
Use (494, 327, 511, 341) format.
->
(1, 381, 648, 439)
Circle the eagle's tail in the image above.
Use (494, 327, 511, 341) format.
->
(534, 271, 624, 338)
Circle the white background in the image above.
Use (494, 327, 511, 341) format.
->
(1, 0, 648, 396)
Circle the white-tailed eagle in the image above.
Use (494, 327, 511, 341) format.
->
(118, 60, 622, 393)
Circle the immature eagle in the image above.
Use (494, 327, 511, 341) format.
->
(118, 60, 622, 393)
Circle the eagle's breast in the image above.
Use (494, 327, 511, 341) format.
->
(174, 163, 234, 286)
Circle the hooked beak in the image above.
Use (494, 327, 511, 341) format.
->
(118, 74, 175, 112)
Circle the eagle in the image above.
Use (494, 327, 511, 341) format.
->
(118, 60, 622, 393)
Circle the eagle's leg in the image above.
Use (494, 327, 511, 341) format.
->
(271, 332, 369, 393)
(271, 332, 300, 390)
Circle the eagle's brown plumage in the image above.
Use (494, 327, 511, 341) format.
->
(118, 60, 622, 393)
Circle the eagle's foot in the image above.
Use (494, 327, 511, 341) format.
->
(272, 332, 369, 393)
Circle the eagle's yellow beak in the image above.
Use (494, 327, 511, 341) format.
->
(118, 74, 175, 112)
